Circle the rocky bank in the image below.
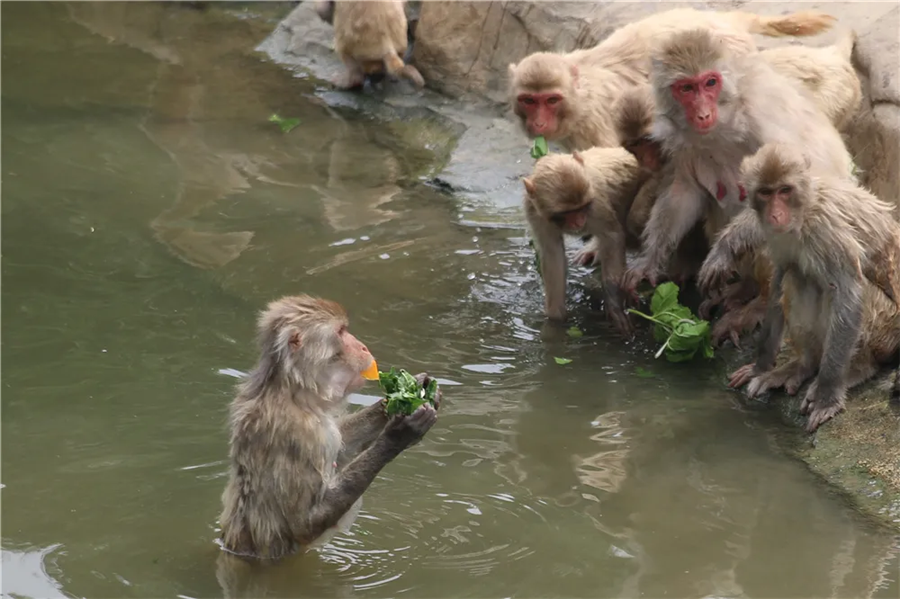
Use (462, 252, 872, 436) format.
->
(259, 1, 900, 528)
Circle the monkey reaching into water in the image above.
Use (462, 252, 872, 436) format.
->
(219, 295, 440, 559)
(723, 144, 900, 432)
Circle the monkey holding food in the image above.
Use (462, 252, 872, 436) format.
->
(219, 295, 441, 560)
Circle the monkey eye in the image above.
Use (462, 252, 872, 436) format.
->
(705, 77, 717, 87)
(757, 188, 773, 198)
(521, 97, 536, 105)
(778, 186, 792, 195)
(547, 96, 560, 105)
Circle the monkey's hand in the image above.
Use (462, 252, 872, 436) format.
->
(799, 379, 846, 432)
(414, 373, 443, 410)
(728, 363, 760, 389)
(622, 258, 660, 295)
(603, 282, 635, 339)
(382, 404, 437, 450)
(697, 252, 736, 297)
(573, 238, 602, 268)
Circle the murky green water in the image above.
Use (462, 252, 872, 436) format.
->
(2, 3, 898, 598)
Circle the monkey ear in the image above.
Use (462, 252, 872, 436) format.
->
(801, 152, 812, 171)
(508, 63, 517, 77)
(572, 151, 585, 166)
(523, 177, 536, 197)
(288, 332, 301, 351)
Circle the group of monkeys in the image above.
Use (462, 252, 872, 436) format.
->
(511, 7, 900, 432)
(212, 2, 900, 566)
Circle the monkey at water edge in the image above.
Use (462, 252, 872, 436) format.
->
(508, 7, 835, 151)
(621, 29, 853, 304)
(316, 0, 423, 90)
(523, 148, 649, 336)
(720, 144, 900, 432)
(219, 295, 440, 560)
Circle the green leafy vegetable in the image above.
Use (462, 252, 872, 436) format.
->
(530, 135, 549, 159)
(378, 367, 438, 416)
(554, 357, 573, 365)
(627, 282, 715, 363)
(566, 326, 584, 338)
(269, 113, 301, 134)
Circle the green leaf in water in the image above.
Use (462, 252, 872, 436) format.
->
(566, 326, 584, 338)
(627, 281, 715, 363)
(634, 366, 654, 379)
(554, 357, 573, 365)
(269, 113, 301, 134)
(530, 135, 549, 159)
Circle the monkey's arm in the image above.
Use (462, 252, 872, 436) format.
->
(302, 407, 436, 544)
(526, 201, 567, 320)
(623, 167, 706, 289)
(801, 265, 865, 430)
(592, 214, 634, 336)
(697, 208, 765, 294)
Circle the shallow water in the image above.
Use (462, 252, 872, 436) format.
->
(2, 3, 898, 598)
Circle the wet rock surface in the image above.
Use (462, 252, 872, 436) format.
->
(261, 1, 900, 527)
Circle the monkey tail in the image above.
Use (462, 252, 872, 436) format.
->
(383, 50, 425, 88)
(742, 10, 837, 38)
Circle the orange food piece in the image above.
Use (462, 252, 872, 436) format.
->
(361, 359, 379, 381)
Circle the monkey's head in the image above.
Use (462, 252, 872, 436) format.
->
(256, 295, 377, 401)
(742, 143, 813, 233)
(523, 152, 592, 232)
(651, 29, 736, 136)
(509, 53, 577, 140)
(614, 85, 663, 172)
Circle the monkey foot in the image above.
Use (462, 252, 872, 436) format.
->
(721, 280, 760, 312)
(745, 360, 810, 398)
(711, 295, 766, 348)
(728, 363, 758, 389)
(572, 248, 599, 268)
(804, 400, 846, 432)
(799, 381, 847, 432)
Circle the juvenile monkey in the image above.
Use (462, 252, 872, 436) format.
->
(219, 295, 440, 559)
(524, 148, 649, 336)
(508, 7, 835, 150)
(324, 0, 424, 90)
(622, 28, 853, 295)
(726, 144, 900, 432)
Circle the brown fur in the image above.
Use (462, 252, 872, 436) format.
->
(219, 295, 439, 560)
(331, 0, 423, 89)
(524, 147, 648, 335)
(727, 144, 900, 431)
(508, 7, 835, 150)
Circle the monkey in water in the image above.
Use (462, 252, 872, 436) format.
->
(219, 295, 441, 559)
(316, 0, 424, 90)
(622, 28, 853, 298)
(523, 148, 650, 336)
(724, 144, 900, 432)
(508, 7, 836, 151)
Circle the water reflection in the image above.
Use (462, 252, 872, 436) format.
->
(2, 3, 899, 599)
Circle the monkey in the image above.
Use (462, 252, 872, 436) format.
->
(523, 147, 650, 336)
(759, 30, 861, 132)
(324, 0, 424, 90)
(722, 144, 900, 432)
(219, 295, 441, 560)
(621, 28, 853, 301)
(508, 7, 836, 151)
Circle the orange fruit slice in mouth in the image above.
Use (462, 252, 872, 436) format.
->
(361, 359, 379, 381)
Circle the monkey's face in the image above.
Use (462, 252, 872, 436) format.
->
(327, 326, 377, 395)
(753, 184, 797, 232)
(671, 70, 722, 134)
(516, 91, 568, 139)
(550, 203, 591, 232)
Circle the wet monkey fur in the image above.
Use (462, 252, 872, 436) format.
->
(523, 148, 649, 336)
(621, 27, 853, 297)
(508, 7, 836, 150)
(315, 0, 424, 90)
(219, 295, 440, 560)
(723, 144, 900, 432)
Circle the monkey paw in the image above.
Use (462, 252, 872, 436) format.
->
(384, 404, 438, 448)
(573, 248, 599, 267)
(697, 256, 735, 297)
(622, 261, 658, 293)
(728, 363, 759, 389)
(799, 380, 846, 432)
